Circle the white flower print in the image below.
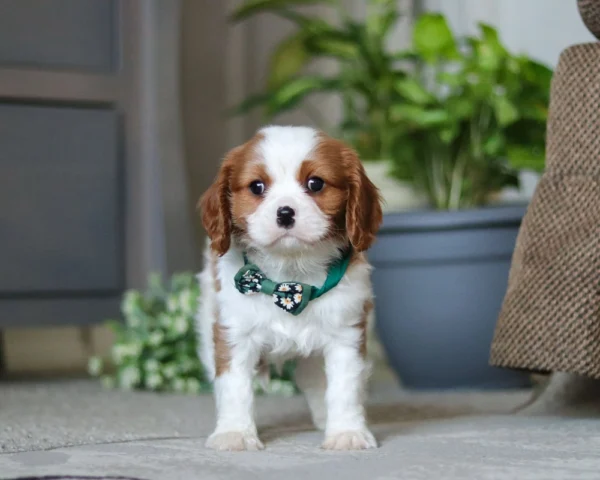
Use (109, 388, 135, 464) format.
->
(278, 284, 291, 292)
(294, 284, 303, 292)
(293, 293, 302, 304)
(281, 297, 294, 310)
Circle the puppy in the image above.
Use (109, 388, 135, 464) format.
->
(196, 126, 383, 451)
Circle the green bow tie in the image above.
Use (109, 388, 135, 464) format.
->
(234, 248, 352, 316)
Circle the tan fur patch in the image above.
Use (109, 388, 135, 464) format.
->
(198, 133, 264, 256)
(231, 161, 271, 230)
(308, 134, 383, 250)
(213, 321, 231, 376)
(210, 250, 221, 292)
(357, 300, 374, 358)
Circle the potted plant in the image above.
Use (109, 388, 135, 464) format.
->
(231, 0, 429, 211)
(231, 1, 552, 389)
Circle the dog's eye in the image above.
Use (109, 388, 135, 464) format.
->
(306, 177, 324, 193)
(249, 180, 265, 196)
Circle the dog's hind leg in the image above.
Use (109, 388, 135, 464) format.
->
(295, 355, 327, 431)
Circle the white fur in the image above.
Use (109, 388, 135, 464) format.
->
(196, 126, 377, 451)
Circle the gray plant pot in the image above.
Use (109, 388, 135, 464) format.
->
(369, 205, 531, 390)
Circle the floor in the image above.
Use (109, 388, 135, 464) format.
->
(1, 380, 600, 480)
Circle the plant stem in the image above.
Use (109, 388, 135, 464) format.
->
(448, 149, 466, 210)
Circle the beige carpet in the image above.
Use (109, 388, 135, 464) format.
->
(2, 380, 599, 479)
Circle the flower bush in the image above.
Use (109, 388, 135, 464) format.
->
(88, 272, 297, 396)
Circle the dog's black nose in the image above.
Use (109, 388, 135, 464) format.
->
(277, 206, 295, 229)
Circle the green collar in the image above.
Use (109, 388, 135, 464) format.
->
(234, 248, 352, 316)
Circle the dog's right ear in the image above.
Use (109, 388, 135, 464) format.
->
(198, 147, 241, 256)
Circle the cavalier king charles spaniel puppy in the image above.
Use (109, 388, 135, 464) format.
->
(196, 125, 383, 451)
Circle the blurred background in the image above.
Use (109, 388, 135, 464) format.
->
(0, 0, 594, 391)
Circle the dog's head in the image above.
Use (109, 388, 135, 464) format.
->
(200, 126, 382, 256)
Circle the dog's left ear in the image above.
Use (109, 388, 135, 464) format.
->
(344, 147, 383, 252)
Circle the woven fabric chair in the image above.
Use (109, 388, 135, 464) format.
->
(490, 0, 600, 378)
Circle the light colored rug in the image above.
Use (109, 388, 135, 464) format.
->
(2, 380, 600, 479)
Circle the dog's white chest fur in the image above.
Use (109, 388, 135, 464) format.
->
(197, 245, 373, 379)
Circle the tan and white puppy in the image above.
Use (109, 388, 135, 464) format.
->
(196, 125, 382, 451)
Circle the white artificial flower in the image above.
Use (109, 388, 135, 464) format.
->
(111, 344, 127, 364)
(121, 291, 141, 317)
(293, 293, 302, 304)
(162, 363, 178, 379)
(118, 366, 141, 390)
(126, 315, 142, 328)
(87, 357, 103, 377)
(186, 378, 201, 394)
(172, 377, 186, 393)
(101, 375, 115, 390)
(127, 342, 143, 357)
(167, 294, 179, 313)
(294, 284, 303, 292)
(148, 331, 164, 347)
(146, 373, 163, 390)
(278, 284, 291, 292)
(279, 382, 296, 397)
(178, 290, 194, 314)
(173, 316, 188, 335)
(159, 314, 172, 328)
(144, 358, 160, 372)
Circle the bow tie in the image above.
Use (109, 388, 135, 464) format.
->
(233, 249, 352, 316)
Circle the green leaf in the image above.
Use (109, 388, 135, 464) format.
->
(518, 102, 548, 122)
(391, 50, 419, 62)
(231, 92, 274, 115)
(492, 96, 519, 126)
(479, 23, 505, 55)
(483, 132, 505, 157)
(440, 125, 459, 144)
(438, 71, 466, 88)
(389, 141, 416, 181)
(304, 30, 360, 60)
(267, 76, 342, 115)
(413, 13, 458, 61)
(391, 105, 450, 126)
(366, 0, 400, 39)
(446, 97, 474, 120)
(520, 58, 553, 88)
(230, 0, 333, 22)
(267, 32, 311, 88)
(473, 24, 506, 71)
(394, 78, 434, 105)
(506, 144, 546, 172)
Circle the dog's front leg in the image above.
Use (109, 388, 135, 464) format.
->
(206, 338, 264, 451)
(322, 341, 377, 450)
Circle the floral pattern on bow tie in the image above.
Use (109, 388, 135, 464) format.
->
(272, 283, 304, 313)
(236, 269, 264, 295)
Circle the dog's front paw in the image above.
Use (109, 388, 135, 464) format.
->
(206, 431, 265, 451)
(322, 429, 377, 450)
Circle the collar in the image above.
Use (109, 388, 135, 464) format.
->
(233, 247, 353, 316)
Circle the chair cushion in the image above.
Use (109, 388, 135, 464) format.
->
(579, 0, 600, 39)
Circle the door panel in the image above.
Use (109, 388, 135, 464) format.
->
(0, 104, 122, 293)
(0, 0, 117, 71)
